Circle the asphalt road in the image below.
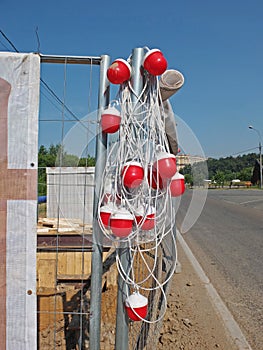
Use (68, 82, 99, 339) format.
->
(176, 189, 263, 350)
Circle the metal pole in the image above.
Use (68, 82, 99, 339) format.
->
(89, 54, 111, 350)
(259, 141, 262, 189)
(249, 126, 262, 189)
(115, 47, 145, 350)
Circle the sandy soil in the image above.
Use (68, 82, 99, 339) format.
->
(156, 242, 239, 350)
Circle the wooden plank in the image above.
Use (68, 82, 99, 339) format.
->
(37, 287, 61, 296)
(57, 274, 90, 281)
(66, 252, 76, 275)
(38, 295, 64, 332)
(37, 259, 56, 289)
(57, 252, 67, 276)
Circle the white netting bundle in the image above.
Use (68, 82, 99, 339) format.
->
(97, 71, 184, 323)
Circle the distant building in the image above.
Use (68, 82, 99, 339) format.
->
(176, 154, 207, 171)
(46, 167, 95, 224)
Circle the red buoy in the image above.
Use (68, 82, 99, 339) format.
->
(122, 161, 144, 189)
(125, 292, 148, 321)
(101, 107, 121, 133)
(170, 172, 185, 197)
(143, 49, 167, 76)
(99, 203, 115, 228)
(153, 152, 176, 179)
(135, 205, 156, 231)
(110, 208, 134, 237)
(107, 59, 131, 84)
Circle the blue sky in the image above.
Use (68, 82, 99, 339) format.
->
(1, 0, 263, 158)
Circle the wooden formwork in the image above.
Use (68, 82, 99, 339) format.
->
(37, 218, 118, 349)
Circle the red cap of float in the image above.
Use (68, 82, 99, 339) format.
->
(143, 49, 167, 76)
(107, 58, 131, 84)
(110, 208, 134, 237)
(125, 292, 148, 321)
(101, 106, 121, 134)
(170, 172, 185, 197)
(121, 161, 144, 189)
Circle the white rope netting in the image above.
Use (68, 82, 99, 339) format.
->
(97, 74, 178, 323)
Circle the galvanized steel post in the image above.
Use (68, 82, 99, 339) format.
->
(89, 54, 111, 350)
(115, 47, 145, 350)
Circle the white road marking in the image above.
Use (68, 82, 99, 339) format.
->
(239, 199, 263, 205)
(177, 229, 253, 350)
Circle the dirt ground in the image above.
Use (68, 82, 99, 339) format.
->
(37, 215, 240, 349)
(156, 242, 239, 350)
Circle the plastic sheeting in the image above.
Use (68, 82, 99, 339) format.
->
(0, 52, 40, 349)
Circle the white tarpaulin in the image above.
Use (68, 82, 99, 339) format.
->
(0, 52, 40, 349)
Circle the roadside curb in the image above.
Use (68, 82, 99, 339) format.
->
(176, 229, 253, 350)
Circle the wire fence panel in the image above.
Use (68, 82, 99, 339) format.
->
(38, 57, 102, 350)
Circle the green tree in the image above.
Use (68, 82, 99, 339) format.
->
(236, 167, 253, 181)
(213, 171, 225, 187)
(184, 173, 193, 187)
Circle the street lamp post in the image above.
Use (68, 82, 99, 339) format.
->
(249, 125, 262, 189)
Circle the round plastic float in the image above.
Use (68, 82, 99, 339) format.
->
(143, 49, 167, 76)
(121, 161, 144, 189)
(99, 203, 116, 228)
(107, 58, 131, 84)
(170, 172, 185, 197)
(135, 205, 156, 231)
(101, 107, 121, 133)
(125, 292, 148, 321)
(110, 208, 134, 237)
(153, 152, 176, 180)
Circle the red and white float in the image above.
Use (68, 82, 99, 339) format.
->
(143, 49, 167, 76)
(170, 172, 185, 197)
(153, 152, 176, 180)
(99, 203, 116, 229)
(125, 292, 148, 321)
(101, 106, 121, 133)
(107, 58, 131, 84)
(110, 208, 134, 238)
(135, 205, 156, 231)
(121, 161, 144, 189)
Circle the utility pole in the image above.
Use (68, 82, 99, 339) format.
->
(249, 125, 262, 189)
(259, 141, 262, 189)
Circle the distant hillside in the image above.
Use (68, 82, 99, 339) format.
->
(180, 153, 259, 185)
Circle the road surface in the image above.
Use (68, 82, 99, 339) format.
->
(176, 189, 263, 350)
